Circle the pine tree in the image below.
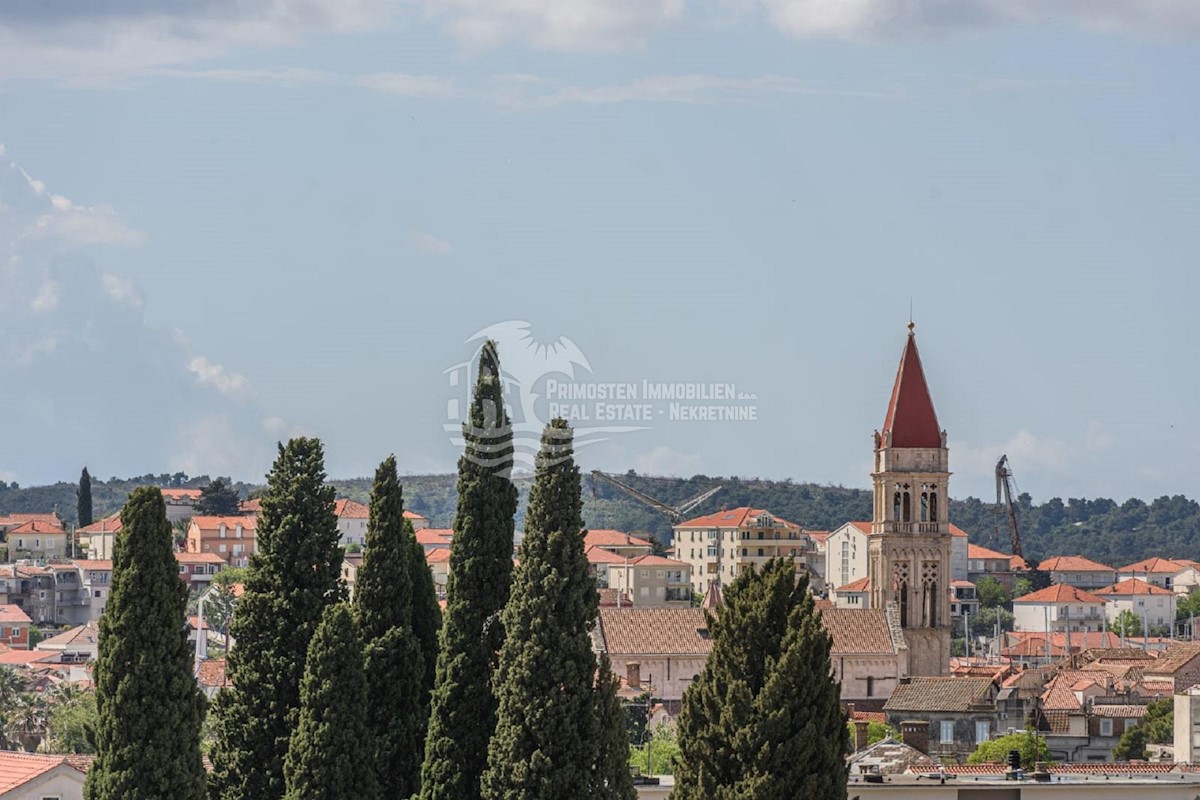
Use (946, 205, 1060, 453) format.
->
(84, 487, 206, 800)
(593, 652, 636, 800)
(482, 420, 599, 799)
(208, 438, 345, 800)
(355, 456, 425, 799)
(673, 559, 848, 799)
(283, 603, 379, 800)
(420, 341, 518, 800)
(408, 522, 441, 696)
(77, 467, 93, 529)
(197, 478, 241, 516)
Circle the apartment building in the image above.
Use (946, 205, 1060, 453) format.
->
(186, 516, 258, 567)
(671, 507, 815, 596)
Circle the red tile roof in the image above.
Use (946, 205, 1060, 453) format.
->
(402, 509, 427, 520)
(0, 606, 30, 624)
(77, 512, 122, 534)
(1093, 578, 1174, 597)
(190, 516, 257, 532)
(627, 554, 688, 568)
(582, 529, 653, 548)
(0, 513, 63, 530)
(675, 508, 799, 530)
(6, 520, 66, 535)
(239, 498, 262, 513)
(1038, 555, 1114, 573)
(334, 499, 369, 519)
(425, 548, 451, 564)
(0, 752, 81, 792)
(161, 488, 203, 500)
(197, 658, 229, 688)
(1118, 557, 1189, 574)
(836, 576, 871, 593)
(881, 331, 942, 449)
(586, 547, 628, 566)
(806, 530, 830, 544)
(821, 607, 901, 655)
(599, 608, 711, 656)
(597, 588, 633, 607)
(416, 529, 453, 546)
(70, 560, 113, 572)
(848, 521, 871, 535)
(1014, 583, 1106, 604)
(968, 543, 1011, 560)
(174, 552, 228, 565)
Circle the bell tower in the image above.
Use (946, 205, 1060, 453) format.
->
(867, 323, 951, 676)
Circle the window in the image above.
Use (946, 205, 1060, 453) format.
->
(940, 721, 954, 743)
(179, 565, 188, 573)
(8, 628, 16, 637)
(1100, 718, 1113, 736)
(93, 590, 101, 598)
(975, 720, 989, 744)
(866, 676, 875, 697)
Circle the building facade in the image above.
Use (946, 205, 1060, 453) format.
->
(671, 507, 815, 596)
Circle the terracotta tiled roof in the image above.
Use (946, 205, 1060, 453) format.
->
(174, 552, 227, 565)
(1118, 557, 1189, 574)
(1006, 631, 1123, 652)
(951, 580, 975, 588)
(425, 548, 451, 564)
(821, 607, 901, 655)
(0, 513, 63, 530)
(628, 554, 688, 568)
(239, 498, 262, 513)
(197, 658, 229, 688)
(1014, 583, 1105, 605)
(333, 498, 369, 519)
(1093, 578, 1174, 597)
(161, 488, 203, 500)
(416, 529, 453, 546)
(37, 622, 99, 649)
(0, 651, 56, 665)
(402, 509, 426, 521)
(1038, 555, 1114, 573)
(849, 710, 887, 723)
(586, 547, 628, 565)
(836, 576, 871, 593)
(1010, 555, 1029, 570)
(190, 516, 257, 532)
(5, 520, 66, 535)
(1091, 704, 1147, 718)
(883, 677, 995, 713)
(881, 331, 942, 449)
(805, 530, 830, 545)
(675, 508, 799, 530)
(598, 608, 711, 657)
(0, 752, 80, 793)
(850, 737, 938, 775)
(596, 588, 632, 607)
(77, 512, 122, 534)
(1144, 642, 1200, 676)
(583, 529, 653, 548)
(0, 606, 30, 625)
(848, 521, 871, 535)
(950, 525, 968, 538)
(70, 560, 113, 572)
(968, 543, 1011, 560)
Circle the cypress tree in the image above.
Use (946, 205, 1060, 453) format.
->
(208, 438, 345, 800)
(408, 521, 441, 696)
(77, 467, 93, 529)
(482, 420, 598, 799)
(593, 652, 636, 800)
(673, 559, 848, 800)
(355, 456, 425, 798)
(283, 603, 378, 800)
(84, 486, 206, 800)
(420, 341, 518, 800)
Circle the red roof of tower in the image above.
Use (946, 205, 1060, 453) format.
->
(882, 331, 942, 449)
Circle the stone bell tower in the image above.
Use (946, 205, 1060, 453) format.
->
(867, 323, 952, 676)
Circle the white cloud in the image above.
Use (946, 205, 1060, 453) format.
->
(147, 67, 334, 86)
(188, 356, 250, 397)
(752, 0, 1200, 40)
(954, 429, 1075, 483)
(356, 73, 457, 97)
(414, 229, 454, 254)
(494, 73, 893, 108)
(1085, 421, 1115, 451)
(13, 172, 145, 245)
(101, 273, 143, 306)
(631, 445, 704, 476)
(30, 280, 59, 313)
(426, 0, 684, 52)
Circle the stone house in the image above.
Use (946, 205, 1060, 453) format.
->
(883, 677, 1001, 761)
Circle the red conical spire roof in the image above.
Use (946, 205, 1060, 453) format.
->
(882, 327, 942, 449)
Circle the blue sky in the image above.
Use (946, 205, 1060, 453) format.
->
(0, 1, 1197, 504)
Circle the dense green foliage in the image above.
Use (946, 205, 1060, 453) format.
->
(1113, 698, 1172, 760)
(846, 720, 896, 747)
(975, 576, 1010, 609)
(674, 559, 848, 799)
(208, 439, 344, 800)
(1111, 609, 1143, 637)
(483, 420, 625, 800)
(47, 688, 97, 754)
(198, 478, 242, 516)
(968, 732, 1051, 769)
(595, 652, 637, 799)
(85, 487, 207, 800)
(355, 456, 427, 799)
(421, 341, 520, 800)
(628, 725, 678, 777)
(408, 522, 441, 696)
(283, 603, 379, 800)
(77, 467, 93, 529)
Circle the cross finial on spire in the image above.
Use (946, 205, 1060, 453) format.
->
(908, 297, 914, 334)
(907, 320, 915, 334)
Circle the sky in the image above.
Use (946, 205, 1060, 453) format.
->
(0, 1, 1197, 504)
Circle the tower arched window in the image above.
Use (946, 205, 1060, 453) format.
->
(893, 492, 902, 522)
(929, 490, 939, 523)
(902, 490, 911, 522)
(898, 581, 909, 628)
(920, 492, 929, 522)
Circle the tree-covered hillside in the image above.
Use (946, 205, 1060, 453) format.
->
(3, 471, 1198, 567)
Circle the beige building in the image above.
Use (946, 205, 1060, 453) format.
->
(596, 607, 711, 705)
(4, 520, 69, 561)
(607, 555, 692, 607)
(823, 603, 910, 705)
(186, 515, 258, 567)
(671, 507, 815, 596)
(160, 487, 203, 522)
(79, 512, 122, 560)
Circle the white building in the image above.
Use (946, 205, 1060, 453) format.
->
(1117, 557, 1194, 591)
(1094, 578, 1177, 630)
(825, 522, 870, 593)
(334, 499, 370, 548)
(1037, 556, 1117, 590)
(1013, 583, 1107, 634)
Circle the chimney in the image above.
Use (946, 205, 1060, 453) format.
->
(626, 662, 641, 690)
(853, 720, 870, 752)
(899, 720, 930, 755)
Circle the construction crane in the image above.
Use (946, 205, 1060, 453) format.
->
(589, 471, 722, 523)
(995, 454, 1023, 559)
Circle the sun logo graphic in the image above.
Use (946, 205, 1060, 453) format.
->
(443, 321, 648, 474)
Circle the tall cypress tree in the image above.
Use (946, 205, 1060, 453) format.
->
(208, 438, 345, 800)
(84, 487, 206, 800)
(408, 521, 441, 696)
(420, 341, 518, 800)
(77, 467, 93, 529)
(673, 559, 848, 799)
(355, 456, 425, 799)
(593, 652, 636, 800)
(481, 420, 598, 799)
(283, 603, 379, 800)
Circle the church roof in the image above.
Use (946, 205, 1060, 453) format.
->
(882, 330, 942, 449)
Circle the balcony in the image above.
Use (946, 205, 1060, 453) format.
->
(665, 588, 690, 602)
